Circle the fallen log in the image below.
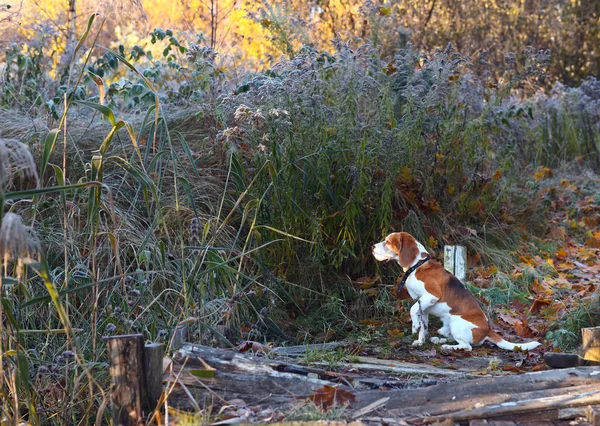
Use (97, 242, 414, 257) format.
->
(177, 344, 410, 390)
(356, 366, 600, 411)
(395, 383, 600, 418)
(421, 386, 600, 423)
(544, 352, 600, 368)
(175, 344, 334, 387)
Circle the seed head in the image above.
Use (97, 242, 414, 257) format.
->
(0, 139, 39, 190)
(0, 212, 40, 262)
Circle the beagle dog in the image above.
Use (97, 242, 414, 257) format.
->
(372, 232, 541, 351)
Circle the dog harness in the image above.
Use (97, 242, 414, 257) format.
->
(397, 256, 430, 294)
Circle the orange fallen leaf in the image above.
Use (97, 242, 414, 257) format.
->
(528, 299, 552, 314)
(514, 317, 537, 338)
(307, 385, 355, 410)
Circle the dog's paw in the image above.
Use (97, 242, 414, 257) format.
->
(430, 337, 448, 344)
(411, 340, 425, 347)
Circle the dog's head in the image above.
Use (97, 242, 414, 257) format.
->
(372, 232, 427, 269)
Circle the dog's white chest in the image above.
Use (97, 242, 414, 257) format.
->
(405, 274, 427, 299)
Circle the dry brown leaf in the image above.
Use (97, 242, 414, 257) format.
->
(307, 385, 356, 410)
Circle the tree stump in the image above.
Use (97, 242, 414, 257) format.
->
(582, 327, 600, 362)
(107, 334, 145, 426)
(444, 245, 466, 281)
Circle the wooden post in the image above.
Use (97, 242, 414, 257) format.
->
(587, 405, 600, 426)
(444, 245, 466, 281)
(582, 327, 600, 362)
(107, 334, 145, 426)
(172, 324, 188, 349)
(143, 343, 163, 412)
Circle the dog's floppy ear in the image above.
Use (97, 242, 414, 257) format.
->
(389, 232, 419, 268)
(386, 232, 403, 255)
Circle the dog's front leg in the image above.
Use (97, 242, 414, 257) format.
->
(410, 302, 424, 334)
(410, 296, 438, 346)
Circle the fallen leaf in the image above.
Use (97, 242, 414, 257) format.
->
(387, 329, 404, 339)
(307, 385, 355, 410)
(534, 167, 553, 181)
(355, 276, 380, 289)
(528, 298, 552, 314)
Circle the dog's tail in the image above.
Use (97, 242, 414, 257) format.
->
(487, 329, 541, 351)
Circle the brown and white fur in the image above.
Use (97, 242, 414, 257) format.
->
(372, 232, 541, 351)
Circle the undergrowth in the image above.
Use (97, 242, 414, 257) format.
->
(0, 11, 598, 425)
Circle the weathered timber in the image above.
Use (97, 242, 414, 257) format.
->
(177, 344, 425, 388)
(143, 343, 163, 412)
(588, 405, 600, 426)
(270, 341, 350, 356)
(444, 245, 467, 281)
(176, 343, 334, 387)
(356, 367, 600, 411)
(107, 334, 145, 426)
(583, 327, 600, 362)
(171, 324, 188, 349)
(421, 386, 600, 423)
(274, 363, 407, 389)
(545, 352, 600, 368)
(396, 383, 600, 418)
(353, 355, 472, 376)
(351, 397, 390, 420)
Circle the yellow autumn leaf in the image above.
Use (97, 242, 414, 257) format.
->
(387, 329, 404, 338)
(427, 235, 438, 249)
(379, 7, 391, 16)
(534, 167, 553, 181)
(363, 287, 378, 297)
